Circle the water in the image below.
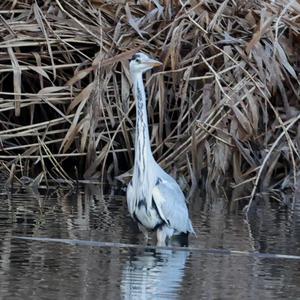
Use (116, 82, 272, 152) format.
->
(0, 184, 299, 299)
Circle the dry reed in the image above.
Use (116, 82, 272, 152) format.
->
(0, 0, 299, 207)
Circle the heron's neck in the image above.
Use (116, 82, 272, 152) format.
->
(132, 72, 153, 172)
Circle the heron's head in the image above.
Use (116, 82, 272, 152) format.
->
(129, 53, 162, 74)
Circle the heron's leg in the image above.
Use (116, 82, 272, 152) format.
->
(156, 226, 175, 246)
(138, 223, 151, 241)
(156, 228, 167, 246)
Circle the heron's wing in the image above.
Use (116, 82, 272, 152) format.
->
(152, 178, 194, 234)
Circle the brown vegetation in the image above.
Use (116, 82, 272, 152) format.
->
(0, 0, 299, 206)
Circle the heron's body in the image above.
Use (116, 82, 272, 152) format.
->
(127, 53, 195, 246)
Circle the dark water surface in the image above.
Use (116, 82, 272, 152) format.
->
(0, 184, 299, 300)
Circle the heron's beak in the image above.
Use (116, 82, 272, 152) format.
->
(145, 59, 163, 67)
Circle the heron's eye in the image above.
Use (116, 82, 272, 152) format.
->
(135, 58, 141, 63)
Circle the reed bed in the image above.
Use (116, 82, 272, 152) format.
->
(0, 0, 299, 206)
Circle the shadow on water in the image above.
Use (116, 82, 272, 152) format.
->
(0, 182, 300, 299)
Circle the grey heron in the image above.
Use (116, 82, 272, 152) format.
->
(126, 53, 195, 246)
